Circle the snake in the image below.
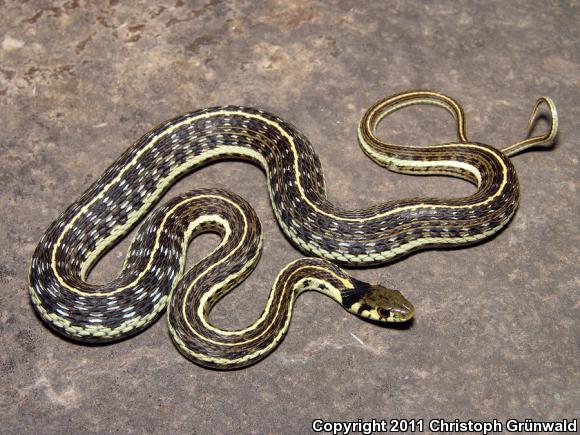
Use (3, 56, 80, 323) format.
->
(28, 90, 557, 369)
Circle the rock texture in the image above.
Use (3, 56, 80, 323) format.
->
(1, 1, 578, 433)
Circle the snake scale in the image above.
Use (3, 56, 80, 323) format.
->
(29, 91, 557, 369)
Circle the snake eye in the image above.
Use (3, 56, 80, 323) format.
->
(378, 308, 390, 318)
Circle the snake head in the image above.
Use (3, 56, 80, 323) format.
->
(345, 280, 415, 323)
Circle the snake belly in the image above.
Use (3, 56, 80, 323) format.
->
(28, 91, 557, 367)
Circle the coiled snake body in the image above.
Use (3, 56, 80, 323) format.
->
(29, 91, 557, 369)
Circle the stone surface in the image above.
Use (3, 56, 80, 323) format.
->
(1, 1, 578, 433)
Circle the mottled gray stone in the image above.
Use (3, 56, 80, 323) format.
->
(0, 1, 578, 433)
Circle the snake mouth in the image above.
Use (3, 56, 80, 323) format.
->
(390, 301, 415, 322)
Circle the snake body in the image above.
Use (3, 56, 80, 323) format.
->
(29, 91, 557, 369)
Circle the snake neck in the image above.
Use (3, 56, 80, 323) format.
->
(168, 257, 354, 369)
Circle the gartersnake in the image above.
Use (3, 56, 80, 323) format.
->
(29, 91, 557, 369)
